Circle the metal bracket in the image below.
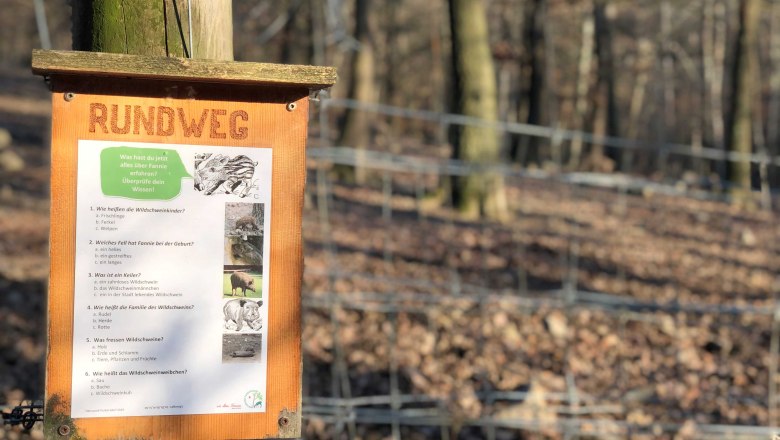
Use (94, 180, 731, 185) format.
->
(1, 401, 43, 431)
(309, 88, 330, 103)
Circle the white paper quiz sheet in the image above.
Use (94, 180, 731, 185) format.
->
(70, 140, 272, 418)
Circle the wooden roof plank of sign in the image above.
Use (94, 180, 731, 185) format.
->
(32, 49, 337, 91)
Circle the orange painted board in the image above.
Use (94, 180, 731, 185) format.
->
(43, 74, 308, 439)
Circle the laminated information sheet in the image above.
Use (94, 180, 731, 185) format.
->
(71, 140, 272, 418)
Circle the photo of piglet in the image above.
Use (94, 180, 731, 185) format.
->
(224, 202, 264, 266)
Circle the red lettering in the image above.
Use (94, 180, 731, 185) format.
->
(178, 108, 208, 137)
(89, 103, 108, 134)
(230, 110, 249, 140)
(210, 109, 227, 139)
(110, 105, 131, 134)
(157, 106, 174, 136)
(133, 106, 155, 135)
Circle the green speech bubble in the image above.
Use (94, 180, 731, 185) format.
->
(100, 146, 191, 200)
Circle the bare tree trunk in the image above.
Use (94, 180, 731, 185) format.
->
(728, 0, 761, 201)
(649, 0, 674, 177)
(767, 0, 780, 159)
(73, 0, 232, 60)
(624, 39, 653, 171)
(568, 3, 595, 170)
(545, 15, 563, 170)
(383, 0, 413, 141)
(512, 0, 546, 166)
(660, 1, 676, 143)
(311, 0, 326, 66)
(497, 60, 513, 149)
(281, 0, 310, 65)
(383, 0, 399, 106)
(587, 0, 619, 172)
(703, 0, 727, 180)
(448, 0, 507, 220)
(336, 0, 376, 183)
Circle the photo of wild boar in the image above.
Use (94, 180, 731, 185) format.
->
(222, 334, 262, 364)
(223, 269, 262, 299)
(230, 271, 255, 296)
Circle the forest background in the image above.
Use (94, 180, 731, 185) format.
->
(1, 0, 779, 439)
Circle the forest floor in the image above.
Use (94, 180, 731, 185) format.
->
(1, 68, 778, 439)
(299, 172, 777, 439)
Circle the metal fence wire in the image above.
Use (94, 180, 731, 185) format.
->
(298, 98, 780, 439)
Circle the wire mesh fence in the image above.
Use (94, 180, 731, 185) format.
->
(298, 98, 780, 439)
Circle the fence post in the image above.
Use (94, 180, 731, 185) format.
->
(770, 306, 780, 426)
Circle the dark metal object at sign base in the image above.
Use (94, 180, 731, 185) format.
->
(1, 401, 44, 431)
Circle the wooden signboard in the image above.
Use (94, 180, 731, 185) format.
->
(32, 49, 336, 439)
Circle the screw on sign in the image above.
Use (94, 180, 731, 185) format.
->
(58, 424, 72, 436)
(1, 401, 44, 430)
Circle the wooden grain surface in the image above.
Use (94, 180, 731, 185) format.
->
(33, 49, 337, 90)
(45, 76, 308, 439)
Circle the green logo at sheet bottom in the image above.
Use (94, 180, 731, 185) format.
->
(244, 390, 263, 408)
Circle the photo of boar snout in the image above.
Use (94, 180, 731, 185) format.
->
(230, 271, 256, 296)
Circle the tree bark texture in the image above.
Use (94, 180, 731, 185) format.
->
(336, 0, 376, 184)
(588, 0, 619, 171)
(281, 0, 311, 66)
(448, 0, 507, 220)
(767, 0, 780, 159)
(660, 1, 676, 144)
(72, 0, 232, 60)
(568, 3, 594, 170)
(703, 0, 727, 179)
(727, 0, 760, 197)
(512, 0, 546, 165)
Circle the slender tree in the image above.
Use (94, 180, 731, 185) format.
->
(568, 3, 595, 170)
(768, 0, 780, 160)
(728, 0, 760, 200)
(703, 0, 727, 179)
(588, 0, 619, 171)
(281, 0, 311, 65)
(448, 0, 507, 220)
(659, 1, 676, 146)
(72, 0, 232, 60)
(512, 0, 546, 165)
(335, 0, 376, 183)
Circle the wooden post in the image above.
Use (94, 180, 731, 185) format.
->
(72, 0, 233, 60)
